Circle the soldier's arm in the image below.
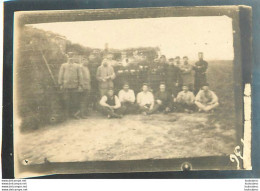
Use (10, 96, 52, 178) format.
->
(86, 68, 91, 89)
(195, 91, 201, 103)
(186, 65, 193, 73)
(190, 92, 195, 103)
(100, 96, 110, 107)
(210, 91, 218, 104)
(181, 67, 190, 74)
(113, 96, 121, 109)
(96, 67, 103, 81)
(137, 93, 141, 106)
(110, 67, 116, 80)
(130, 90, 136, 103)
(177, 68, 182, 83)
(176, 92, 182, 102)
(77, 65, 83, 87)
(165, 93, 171, 105)
(118, 90, 124, 103)
(86, 68, 91, 81)
(154, 92, 159, 101)
(193, 62, 198, 71)
(149, 93, 155, 110)
(201, 61, 208, 73)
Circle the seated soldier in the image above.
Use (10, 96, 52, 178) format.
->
(195, 83, 219, 112)
(176, 85, 196, 113)
(118, 82, 138, 114)
(149, 83, 172, 114)
(98, 89, 123, 118)
(137, 83, 154, 115)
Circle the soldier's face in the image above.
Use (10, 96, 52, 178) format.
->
(182, 86, 188, 92)
(108, 54, 113, 60)
(83, 60, 89, 66)
(160, 57, 166, 63)
(202, 86, 209, 91)
(169, 60, 174, 65)
(89, 55, 95, 61)
(160, 85, 166, 92)
(199, 53, 203, 59)
(68, 58, 73, 63)
(108, 90, 114, 96)
(123, 85, 129, 91)
(142, 85, 148, 92)
(183, 58, 188, 63)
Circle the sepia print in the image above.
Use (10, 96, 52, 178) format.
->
(13, 6, 251, 177)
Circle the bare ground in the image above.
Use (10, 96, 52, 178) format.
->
(17, 112, 236, 165)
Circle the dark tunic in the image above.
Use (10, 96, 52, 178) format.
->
(88, 61, 99, 89)
(194, 60, 208, 93)
(88, 61, 100, 104)
(154, 91, 171, 107)
(165, 65, 181, 96)
(166, 65, 181, 84)
(148, 62, 167, 91)
(106, 95, 116, 106)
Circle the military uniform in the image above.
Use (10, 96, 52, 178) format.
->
(98, 94, 123, 118)
(137, 91, 154, 113)
(176, 90, 196, 112)
(165, 64, 181, 97)
(88, 61, 99, 109)
(194, 60, 208, 94)
(195, 89, 219, 112)
(79, 65, 91, 116)
(58, 62, 83, 118)
(96, 64, 116, 96)
(118, 89, 138, 114)
(149, 91, 172, 114)
(179, 62, 194, 91)
(148, 62, 167, 92)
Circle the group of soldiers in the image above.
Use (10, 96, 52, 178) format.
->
(58, 52, 219, 119)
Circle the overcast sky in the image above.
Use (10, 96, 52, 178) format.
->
(30, 16, 234, 60)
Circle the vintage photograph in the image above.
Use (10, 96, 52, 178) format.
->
(13, 7, 248, 177)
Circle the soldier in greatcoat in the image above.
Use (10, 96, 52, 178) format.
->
(58, 54, 83, 119)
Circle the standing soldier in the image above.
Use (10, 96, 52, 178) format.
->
(174, 56, 183, 89)
(148, 55, 167, 92)
(179, 56, 194, 91)
(58, 54, 83, 119)
(106, 53, 118, 67)
(194, 52, 208, 94)
(157, 55, 168, 82)
(174, 56, 181, 67)
(88, 54, 99, 110)
(77, 57, 91, 118)
(96, 58, 116, 96)
(166, 58, 181, 98)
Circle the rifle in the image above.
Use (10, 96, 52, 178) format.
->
(39, 48, 58, 88)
